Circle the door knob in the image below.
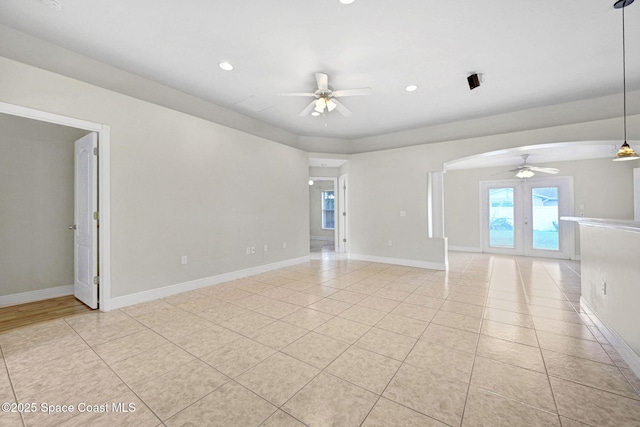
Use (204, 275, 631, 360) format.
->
(68, 225, 77, 230)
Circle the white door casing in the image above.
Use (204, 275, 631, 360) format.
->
(338, 174, 349, 253)
(0, 102, 110, 311)
(74, 132, 98, 309)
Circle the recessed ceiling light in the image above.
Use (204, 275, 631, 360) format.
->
(218, 62, 234, 71)
(339, 0, 356, 4)
(40, 0, 63, 10)
(405, 85, 418, 92)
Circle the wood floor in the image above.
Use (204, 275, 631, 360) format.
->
(0, 295, 93, 333)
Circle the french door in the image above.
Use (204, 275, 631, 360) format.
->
(480, 177, 573, 259)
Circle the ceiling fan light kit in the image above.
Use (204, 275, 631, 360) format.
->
(278, 72, 371, 118)
(612, 0, 639, 161)
(510, 154, 560, 179)
(314, 97, 337, 114)
(516, 169, 536, 179)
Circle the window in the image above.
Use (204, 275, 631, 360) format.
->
(488, 188, 515, 248)
(322, 191, 335, 230)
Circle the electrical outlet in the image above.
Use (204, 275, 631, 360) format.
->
(400, 211, 406, 217)
(251, 246, 256, 254)
(388, 240, 393, 246)
(602, 281, 607, 295)
(264, 244, 268, 252)
(282, 242, 287, 249)
(181, 255, 188, 265)
(246, 247, 251, 255)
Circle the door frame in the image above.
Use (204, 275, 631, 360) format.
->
(480, 176, 574, 259)
(309, 177, 339, 251)
(338, 174, 349, 253)
(0, 102, 112, 311)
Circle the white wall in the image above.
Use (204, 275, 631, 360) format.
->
(444, 158, 637, 254)
(3, 53, 640, 299)
(580, 224, 640, 375)
(346, 115, 639, 267)
(0, 56, 310, 301)
(308, 166, 339, 178)
(0, 114, 87, 297)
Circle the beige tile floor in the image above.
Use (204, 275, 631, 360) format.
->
(1, 252, 640, 426)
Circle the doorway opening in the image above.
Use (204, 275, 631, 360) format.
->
(309, 177, 337, 254)
(480, 176, 574, 259)
(0, 102, 111, 311)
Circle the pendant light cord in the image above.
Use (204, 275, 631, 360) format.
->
(622, 5, 627, 142)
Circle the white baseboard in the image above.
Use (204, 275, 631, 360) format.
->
(110, 256, 310, 310)
(448, 246, 482, 253)
(580, 297, 640, 379)
(310, 236, 334, 241)
(0, 285, 74, 308)
(348, 253, 446, 271)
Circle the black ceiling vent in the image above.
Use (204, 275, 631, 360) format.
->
(467, 73, 481, 90)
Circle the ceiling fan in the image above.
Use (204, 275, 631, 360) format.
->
(510, 154, 559, 178)
(277, 72, 371, 117)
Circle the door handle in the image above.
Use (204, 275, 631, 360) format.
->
(68, 225, 77, 230)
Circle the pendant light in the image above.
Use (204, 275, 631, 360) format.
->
(613, 0, 639, 161)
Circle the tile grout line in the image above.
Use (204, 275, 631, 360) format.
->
(537, 260, 640, 404)
(5, 255, 637, 426)
(356, 270, 442, 427)
(278, 264, 402, 426)
(62, 316, 166, 425)
(457, 254, 494, 427)
(0, 344, 26, 427)
(517, 258, 563, 426)
(199, 261, 402, 424)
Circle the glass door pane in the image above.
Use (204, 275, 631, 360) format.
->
(489, 188, 515, 248)
(531, 187, 559, 250)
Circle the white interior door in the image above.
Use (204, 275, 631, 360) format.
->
(481, 177, 573, 259)
(338, 174, 349, 253)
(74, 132, 98, 309)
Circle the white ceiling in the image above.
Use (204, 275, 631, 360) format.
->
(1, 0, 639, 142)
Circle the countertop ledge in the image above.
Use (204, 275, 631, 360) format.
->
(561, 216, 640, 233)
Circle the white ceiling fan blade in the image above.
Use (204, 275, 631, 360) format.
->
(277, 92, 316, 97)
(316, 73, 329, 91)
(529, 166, 559, 174)
(332, 88, 372, 97)
(331, 98, 352, 117)
(298, 100, 317, 117)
